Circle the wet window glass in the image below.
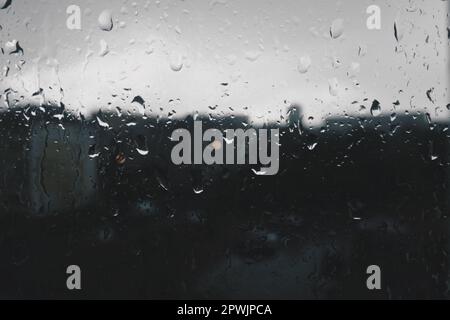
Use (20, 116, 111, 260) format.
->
(0, 0, 449, 299)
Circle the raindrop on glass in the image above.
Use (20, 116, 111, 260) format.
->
(297, 55, 311, 74)
(136, 148, 149, 156)
(169, 53, 183, 72)
(98, 10, 113, 31)
(0, 0, 11, 9)
(370, 100, 382, 117)
(99, 39, 109, 57)
(330, 19, 344, 39)
(328, 78, 339, 96)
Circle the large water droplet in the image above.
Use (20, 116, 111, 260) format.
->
(370, 100, 382, 116)
(328, 78, 339, 96)
(169, 53, 183, 72)
(98, 10, 113, 31)
(426, 88, 435, 104)
(330, 19, 344, 39)
(131, 96, 145, 115)
(347, 62, 360, 78)
(4, 40, 20, 55)
(297, 55, 311, 73)
(0, 0, 11, 9)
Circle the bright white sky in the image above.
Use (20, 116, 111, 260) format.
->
(0, 0, 448, 125)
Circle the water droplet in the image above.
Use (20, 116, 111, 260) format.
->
(252, 168, 268, 175)
(169, 53, 183, 72)
(245, 50, 262, 62)
(297, 55, 311, 73)
(330, 19, 344, 39)
(136, 148, 149, 156)
(223, 137, 234, 144)
(370, 100, 382, 116)
(156, 174, 169, 191)
(88, 144, 99, 158)
(358, 45, 367, 57)
(426, 88, 435, 104)
(0, 0, 11, 9)
(131, 95, 145, 115)
(307, 142, 318, 150)
(332, 56, 342, 69)
(96, 116, 110, 128)
(99, 39, 109, 57)
(390, 112, 397, 121)
(145, 39, 155, 55)
(394, 21, 401, 42)
(328, 78, 339, 96)
(4, 40, 20, 55)
(193, 187, 204, 194)
(98, 10, 113, 31)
